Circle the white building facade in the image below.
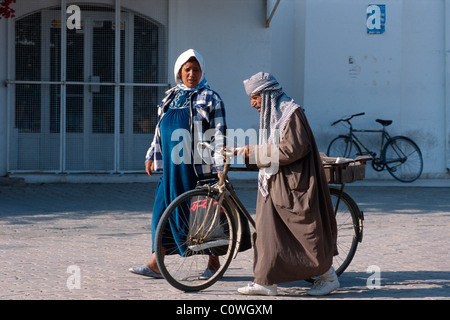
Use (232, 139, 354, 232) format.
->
(0, 0, 448, 182)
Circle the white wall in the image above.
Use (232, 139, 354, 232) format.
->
(302, 0, 449, 179)
(168, 0, 302, 140)
(1, 0, 448, 180)
(399, 0, 446, 177)
(168, 0, 274, 134)
(446, 0, 450, 171)
(0, 19, 8, 176)
(0, 0, 279, 177)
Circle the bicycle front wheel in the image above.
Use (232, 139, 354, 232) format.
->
(327, 135, 361, 159)
(382, 136, 423, 182)
(329, 186, 362, 276)
(154, 189, 237, 292)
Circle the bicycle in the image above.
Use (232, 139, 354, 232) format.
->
(327, 112, 423, 183)
(154, 142, 367, 292)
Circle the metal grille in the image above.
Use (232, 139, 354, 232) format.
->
(8, 1, 168, 173)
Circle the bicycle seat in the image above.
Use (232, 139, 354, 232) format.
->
(376, 119, 392, 126)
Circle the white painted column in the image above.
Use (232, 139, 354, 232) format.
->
(445, 0, 450, 171)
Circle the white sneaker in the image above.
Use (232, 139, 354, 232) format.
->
(237, 282, 278, 296)
(306, 267, 340, 296)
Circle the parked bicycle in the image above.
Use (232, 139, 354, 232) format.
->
(154, 141, 367, 292)
(327, 112, 423, 183)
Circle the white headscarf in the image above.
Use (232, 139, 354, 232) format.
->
(173, 49, 207, 91)
(243, 72, 299, 197)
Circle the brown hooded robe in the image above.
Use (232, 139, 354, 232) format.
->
(249, 108, 337, 285)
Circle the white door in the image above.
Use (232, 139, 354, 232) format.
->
(47, 11, 131, 172)
(11, 7, 167, 173)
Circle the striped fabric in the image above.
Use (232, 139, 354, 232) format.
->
(145, 85, 227, 177)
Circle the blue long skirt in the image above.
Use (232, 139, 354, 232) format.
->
(151, 107, 197, 255)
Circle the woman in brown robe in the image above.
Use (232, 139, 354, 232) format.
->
(237, 72, 339, 296)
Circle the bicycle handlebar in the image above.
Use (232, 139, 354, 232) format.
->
(197, 142, 243, 161)
(197, 141, 244, 188)
(331, 112, 365, 126)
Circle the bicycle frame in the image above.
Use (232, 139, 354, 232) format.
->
(350, 128, 391, 158)
(329, 113, 424, 183)
(196, 155, 256, 229)
(195, 147, 256, 256)
(196, 141, 365, 258)
(198, 142, 353, 232)
(340, 116, 393, 160)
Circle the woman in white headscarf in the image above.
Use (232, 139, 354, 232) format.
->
(129, 49, 227, 279)
(237, 72, 339, 296)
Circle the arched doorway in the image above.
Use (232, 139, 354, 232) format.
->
(10, 4, 168, 172)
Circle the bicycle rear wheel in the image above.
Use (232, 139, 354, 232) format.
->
(329, 186, 362, 276)
(382, 136, 423, 182)
(327, 135, 362, 159)
(154, 189, 237, 292)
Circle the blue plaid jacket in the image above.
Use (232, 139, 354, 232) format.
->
(145, 86, 227, 177)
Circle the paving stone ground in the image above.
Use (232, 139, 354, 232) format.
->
(0, 180, 449, 301)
